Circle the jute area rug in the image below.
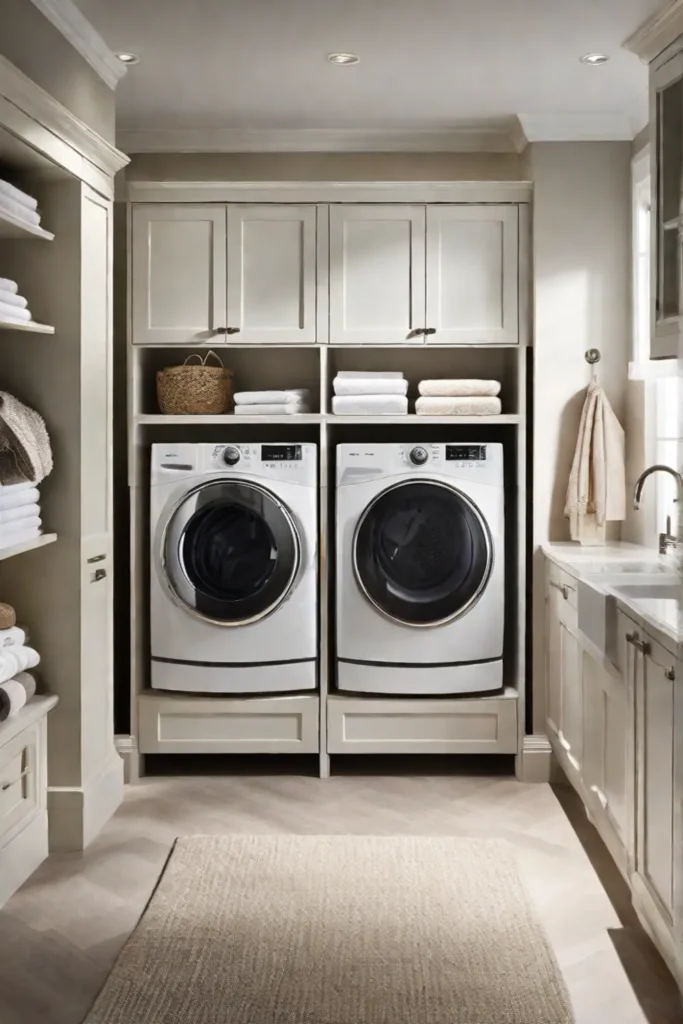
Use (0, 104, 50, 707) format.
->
(83, 835, 574, 1024)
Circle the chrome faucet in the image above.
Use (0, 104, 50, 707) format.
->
(632, 464, 683, 554)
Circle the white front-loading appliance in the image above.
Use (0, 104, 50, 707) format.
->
(150, 442, 317, 694)
(336, 442, 505, 696)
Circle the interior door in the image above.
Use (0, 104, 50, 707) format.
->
(426, 205, 519, 344)
(132, 204, 227, 345)
(329, 205, 426, 344)
(227, 205, 317, 343)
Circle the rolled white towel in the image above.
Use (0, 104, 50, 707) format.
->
(233, 389, 310, 406)
(0, 278, 18, 294)
(0, 487, 40, 510)
(0, 502, 39, 523)
(0, 289, 28, 310)
(336, 371, 404, 379)
(0, 516, 41, 534)
(415, 396, 502, 416)
(15, 671, 37, 701)
(0, 679, 27, 721)
(418, 380, 501, 398)
(0, 528, 41, 548)
(0, 178, 39, 212)
(0, 193, 41, 226)
(333, 377, 408, 396)
(332, 395, 408, 416)
(0, 626, 26, 649)
(0, 300, 32, 323)
(234, 403, 310, 416)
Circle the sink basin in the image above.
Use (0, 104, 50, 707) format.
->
(578, 573, 680, 660)
(581, 561, 671, 575)
(610, 583, 681, 602)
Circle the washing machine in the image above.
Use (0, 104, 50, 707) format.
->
(150, 442, 317, 694)
(336, 442, 505, 695)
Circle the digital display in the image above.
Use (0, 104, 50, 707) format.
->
(261, 444, 302, 462)
(446, 445, 487, 462)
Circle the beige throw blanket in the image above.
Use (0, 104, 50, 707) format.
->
(565, 381, 625, 539)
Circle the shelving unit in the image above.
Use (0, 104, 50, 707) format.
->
(0, 320, 54, 334)
(0, 208, 54, 242)
(126, 181, 531, 781)
(0, 533, 57, 561)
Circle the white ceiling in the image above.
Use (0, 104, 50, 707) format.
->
(73, 0, 661, 150)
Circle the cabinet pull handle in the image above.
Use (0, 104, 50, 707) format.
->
(226, 327, 241, 334)
(424, 327, 437, 335)
(90, 568, 107, 583)
(413, 328, 426, 336)
(590, 784, 608, 810)
(213, 326, 228, 333)
(665, 666, 676, 681)
(549, 580, 569, 599)
(1, 767, 29, 791)
(626, 632, 651, 655)
(87, 554, 106, 564)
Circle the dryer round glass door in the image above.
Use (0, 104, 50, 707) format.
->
(162, 481, 301, 625)
(353, 480, 493, 626)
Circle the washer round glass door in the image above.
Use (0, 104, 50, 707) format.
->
(353, 480, 492, 626)
(163, 480, 301, 625)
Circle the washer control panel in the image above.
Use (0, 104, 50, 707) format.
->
(222, 445, 241, 466)
(409, 446, 429, 465)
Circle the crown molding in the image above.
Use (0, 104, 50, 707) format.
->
(517, 111, 635, 142)
(116, 125, 518, 154)
(28, 0, 126, 89)
(509, 117, 529, 154)
(0, 55, 129, 178)
(624, 0, 683, 63)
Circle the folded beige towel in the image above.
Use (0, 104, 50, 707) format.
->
(415, 396, 502, 416)
(564, 381, 625, 537)
(418, 380, 501, 397)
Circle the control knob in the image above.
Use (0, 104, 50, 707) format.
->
(409, 446, 429, 466)
(222, 446, 241, 466)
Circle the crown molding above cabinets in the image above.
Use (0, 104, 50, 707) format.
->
(0, 56, 129, 186)
(517, 111, 636, 144)
(28, 0, 126, 89)
(624, 0, 683, 63)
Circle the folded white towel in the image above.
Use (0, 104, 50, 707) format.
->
(336, 371, 404, 379)
(1, 516, 41, 534)
(0, 679, 26, 721)
(0, 502, 39, 523)
(0, 289, 28, 310)
(0, 300, 31, 323)
(0, 278, 18, 295)
(415, 396, 502, 416)
(0, 487, 39, 510)
(418, 379, 501, 398)
(0, 178, 39, 213)
(0, 480, 35, 492)
(234, 403, 310, 416)
(0, 194, 41, 227)
(0, 527, 41, 548)
(0, 626, 25, 649)
(233, 389, 310, 406)
(333, 377, 408, 396)
(332, 395, 409, 416)
(0, 647, 39, 681)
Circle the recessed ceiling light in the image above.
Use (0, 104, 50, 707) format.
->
(115, 52, 139, 65)
(328, 53, 360, 65)
(580, 53, 609, 65)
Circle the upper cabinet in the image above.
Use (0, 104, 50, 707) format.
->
(329, 205, 426, 345)
(425, 206, 519, 345)
(651, 48, 683, 359)
(226, 205, 317, 344)
(132, 204, 227, 345)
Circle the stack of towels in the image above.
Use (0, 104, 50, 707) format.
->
(415, 380, 502, 416)
(234, 389, 310, 416)
(0, 178, 42, 232)
(0, 278, 34, 327)
(332, 372, 408, 416)
(0, 482, 42, 550)
(0, 604, 39, 722)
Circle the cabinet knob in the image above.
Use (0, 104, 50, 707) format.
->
(90, 568, 107, 583)
(626, 631, 651, 655)
(665, 666, 676, 681)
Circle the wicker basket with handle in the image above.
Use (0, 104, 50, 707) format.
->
(156, 351, 234, 415)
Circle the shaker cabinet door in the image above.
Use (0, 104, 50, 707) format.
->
(226, 205, 317, 344)
(426, 205, 518, 344)
(132, 204, 227, 345)
(329, 205, 426, 344)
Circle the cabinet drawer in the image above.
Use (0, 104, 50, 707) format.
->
(0, 724, 39, 845)
(548, 562, 578, 609)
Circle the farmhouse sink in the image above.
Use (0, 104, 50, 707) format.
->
(577, 571, 680, 660)
(609, 582, 680, 602)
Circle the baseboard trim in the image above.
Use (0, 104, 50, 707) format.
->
(48, 753, 124, 851)
(0, 810, 48, 908)
(115, 734, 140, 783)
(515, 734, 553, 783)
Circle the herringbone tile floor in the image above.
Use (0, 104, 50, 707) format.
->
(0, 767, 680, 1024)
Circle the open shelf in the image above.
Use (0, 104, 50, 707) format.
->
(0, 319, 54, 334)
(0, 533, 56, 560)
(138, 412, 519, 426)
(0, 208, 54, 242)
(329, 414, 520, 425)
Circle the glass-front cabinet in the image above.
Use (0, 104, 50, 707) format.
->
(652, 47, 683, 358)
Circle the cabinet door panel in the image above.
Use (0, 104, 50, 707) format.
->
(132, 205, 226, 345)
(329, 205, 425, 344)
(582, 649, 628, 857)
(546, 586, 562, 739)
(227, 205, 316, 343)
(426, 205, 518, 344)
(559, 620, 582, 773)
